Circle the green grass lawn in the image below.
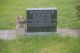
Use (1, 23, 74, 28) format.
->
(0, 0, 77, 29)
(0, 35, 80, 53)
(0, 0, 80, 53)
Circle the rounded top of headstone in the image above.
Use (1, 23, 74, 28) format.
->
(26, 8, 57, 10)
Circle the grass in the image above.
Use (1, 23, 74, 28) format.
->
(0, 34, 80, 53)
(0, 0, 80, 53)
(0, 0, 79, 53)
(0, 0, 77, 29)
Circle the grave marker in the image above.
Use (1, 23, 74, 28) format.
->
(26, 8, 57, 32)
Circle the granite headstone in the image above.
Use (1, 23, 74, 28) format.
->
(26, 8, 57, 32)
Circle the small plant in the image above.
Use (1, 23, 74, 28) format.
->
(75, 4, 80, 19)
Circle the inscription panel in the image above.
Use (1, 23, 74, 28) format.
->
(26, 8, 57, 32)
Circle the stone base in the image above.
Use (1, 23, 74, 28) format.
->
(26, 32, 56, 36)
(16, 28, 25, 36)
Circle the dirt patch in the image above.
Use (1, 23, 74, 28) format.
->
(0, 29, 80, 39)
(0, 30, 16, 39)
(57, 29, 80, 36)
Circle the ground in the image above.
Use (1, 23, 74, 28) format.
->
(0, 0, 76, 29)
(0, 29, 79, 39)
(0, 35, 80, 53)
(0, 0, 80, 53)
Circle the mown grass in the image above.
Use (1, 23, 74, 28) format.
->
(0, 35, 80, 53)
(0, 0, 77, 29)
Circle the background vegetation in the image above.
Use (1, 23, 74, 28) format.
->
(0, 0, 77, 29)
(75, 0, 80, 29)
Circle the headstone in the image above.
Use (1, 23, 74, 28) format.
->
(26, 8, 57, 32)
